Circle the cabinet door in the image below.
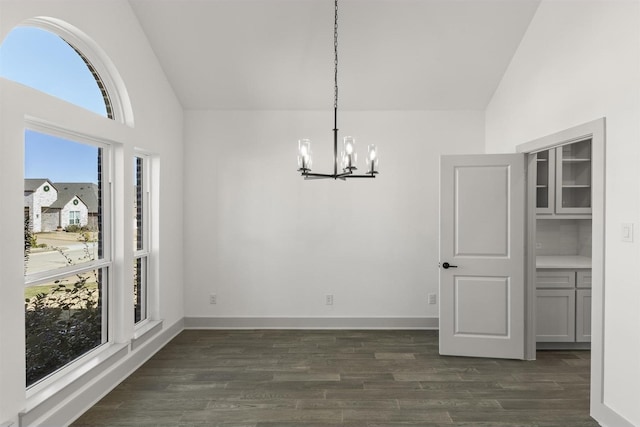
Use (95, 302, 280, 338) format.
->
(536, 270, 576, 289)
(535, 150, 555, 215)
(555, 140, 592, 215)
(576, 289, 592, 342)
(536, 289, 576, 342)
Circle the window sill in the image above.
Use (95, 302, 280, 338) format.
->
(131, 319, 163, 351)
(22, 342, 128, 425)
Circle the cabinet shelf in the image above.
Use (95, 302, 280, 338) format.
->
(562, 184, 591, 188)
(562, 158, 591, 162)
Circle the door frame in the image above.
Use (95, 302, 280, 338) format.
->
(516, 118, 605, 417)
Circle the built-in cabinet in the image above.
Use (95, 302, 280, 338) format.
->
(536, 269, 591, 343)
(536, 138, 592, 217)
(535, 138, 592, 349)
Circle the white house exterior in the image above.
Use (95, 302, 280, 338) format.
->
(24, 179, 57, 233)
(24, 180, 96, 232)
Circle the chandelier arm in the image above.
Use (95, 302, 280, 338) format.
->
(342, 174, 377, 179)
(301, 172, 335, 178)
(300, 171, 376, 180)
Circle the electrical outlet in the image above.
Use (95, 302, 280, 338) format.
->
(325, 294, 334, 305)
(209, 294, 217, 305)
(428, 293, 437, 305)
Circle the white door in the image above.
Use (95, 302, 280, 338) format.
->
(439, 154, 526, 359)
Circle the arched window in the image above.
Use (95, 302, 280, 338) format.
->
(1, 20, 133, 388)
(0, 26, 112, 118)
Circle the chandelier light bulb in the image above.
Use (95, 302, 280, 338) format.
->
(368, 144, 377, 160)
(367, 144, 379, 174)
(344, 136, 355, 154)
(298, 139, 312, 171)
(342, 136, 357, 171)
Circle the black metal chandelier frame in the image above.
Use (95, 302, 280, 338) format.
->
(297, 0, 378, 180)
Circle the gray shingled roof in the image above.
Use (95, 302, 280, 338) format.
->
(24, 178, 54, 193)
(49, 182, 99, 213)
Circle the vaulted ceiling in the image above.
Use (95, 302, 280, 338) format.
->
(128, 0, 540, 111)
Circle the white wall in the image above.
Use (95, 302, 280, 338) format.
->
(184, 110, 484, 324)
(0, 1, 184, 425)
(486, 1, 640, 426)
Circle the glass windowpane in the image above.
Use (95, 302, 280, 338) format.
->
(0, 27, 110, 118)
(25, 268, 107, 387)
(134, 257, 147, 324)
(134, 157, 144, 251)
(24, 130, 103, 276)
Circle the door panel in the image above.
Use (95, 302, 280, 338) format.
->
(440, 154, 526, 359)
(454, 276, 509, 337)
(455, 166, 509, 257)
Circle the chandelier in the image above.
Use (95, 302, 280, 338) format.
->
(297, 0, 379, 180)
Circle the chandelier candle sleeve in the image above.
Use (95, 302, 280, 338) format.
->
(298, 139, 312, 171)
(367, 144, 379, 174)
(342, 136, 357, 171)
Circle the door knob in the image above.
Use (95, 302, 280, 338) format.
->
(441, 262, 458, 269)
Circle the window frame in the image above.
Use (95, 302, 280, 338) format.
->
(133, 152, 151, 326)
(69, 210, 81, 225)
(22, 17, 134, 127)
(24, 118, 114, 393)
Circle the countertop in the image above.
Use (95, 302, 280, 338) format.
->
(536, 255, 592, 269)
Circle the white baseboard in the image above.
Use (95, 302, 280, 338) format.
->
(592, 401, 637, 427)
(184, 316, 439, 330)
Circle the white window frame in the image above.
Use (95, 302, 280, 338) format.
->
(133, 153, 150, 326)
(24, 119, 114, 394)
(69, 210, 80, 225)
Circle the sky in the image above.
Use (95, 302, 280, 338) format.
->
(0, 26, 106, 184)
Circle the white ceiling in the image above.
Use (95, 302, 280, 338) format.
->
(128, 0, 540, 111)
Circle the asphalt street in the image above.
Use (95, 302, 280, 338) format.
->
(26, 242, 98, 277)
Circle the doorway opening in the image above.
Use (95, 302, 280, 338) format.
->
(517, 117, 605, 416)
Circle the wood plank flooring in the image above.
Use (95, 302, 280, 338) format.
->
(71, 330, 599, 427)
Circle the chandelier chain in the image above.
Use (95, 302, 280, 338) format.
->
(334, 0, 339, 111)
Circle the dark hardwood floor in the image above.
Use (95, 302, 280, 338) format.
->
(72, 330, 598, 427)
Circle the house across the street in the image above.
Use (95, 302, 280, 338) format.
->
(24, 179, 99, 232)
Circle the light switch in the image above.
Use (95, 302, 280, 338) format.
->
(621, 223, 634, 242)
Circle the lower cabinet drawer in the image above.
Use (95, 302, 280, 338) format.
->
(536, 289, 576, 342)
(536, 270, 576, 289)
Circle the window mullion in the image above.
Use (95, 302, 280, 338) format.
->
(25, 259, 112, 287)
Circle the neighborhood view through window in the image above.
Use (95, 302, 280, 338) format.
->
(24, 130, 108, 387)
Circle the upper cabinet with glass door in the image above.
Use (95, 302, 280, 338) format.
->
(536, 139, 592, 218)
(535, 149, 555, 214)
